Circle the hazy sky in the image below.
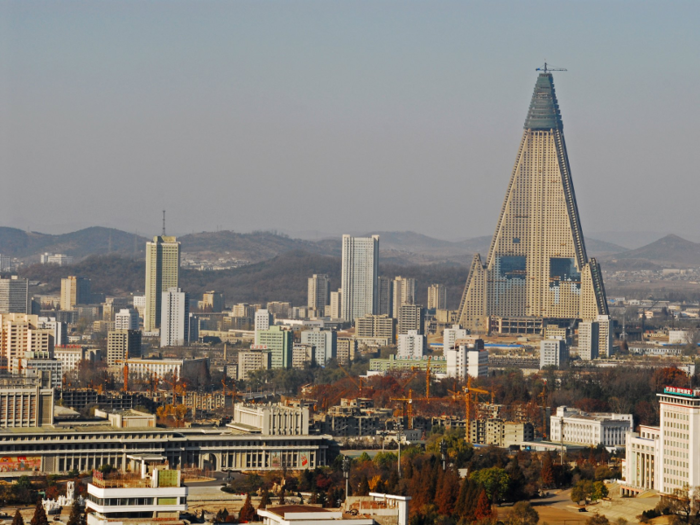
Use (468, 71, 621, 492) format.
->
(1, 1, 699, 242)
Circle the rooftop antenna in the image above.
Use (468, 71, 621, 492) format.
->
(162, 210, 166, 236)
(536, 61, 567, 74)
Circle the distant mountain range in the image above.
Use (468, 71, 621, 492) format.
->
(1, 226, 698, 269)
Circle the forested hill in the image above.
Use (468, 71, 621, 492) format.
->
(13, 252, 470, 308)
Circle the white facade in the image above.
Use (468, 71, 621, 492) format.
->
(341, 235, 379, 322)
(124, 357, 207, 381)
(115, 308, 140, 331)
(446, 338, 487, 379)
(397, 330, 424, 359)
(392, 276, 416, 318)
(669, 330, 691, 345)
(550, 406, 632, 447)
(300, 328, 336, 365)
(254, 309, 273, 345)
(0, 277, 29, 314)
(160, 288, 189, 347)
(55, 346, 87, 372)
(443, 324, 468, 351)
(578, 320, 599, 360)
(86, 459, 187, 525)
(37, 317, 68, 346)
(623, 387, 700, 498)
(540, 338, 569, 369)
(41, 253, 73, 266)
(230, 403, 309, 435)
(132, 295, 146, 316)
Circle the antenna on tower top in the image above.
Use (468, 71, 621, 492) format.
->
(536, 61, 567, 74)
(162, 210, 166, 236)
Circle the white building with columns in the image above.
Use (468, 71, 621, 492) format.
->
(622, 386, 700, 498)
(550, 406, 632, 447)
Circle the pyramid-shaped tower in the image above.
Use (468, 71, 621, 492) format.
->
(457, 71, 608, 334)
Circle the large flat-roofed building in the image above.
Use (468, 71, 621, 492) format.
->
(457, 70, 608, 334)
(446, 338, 487, 380)
(0, 313, 54, 372)
(622, 386, 700, 497)
(550, 406, 632, 447)
(336, 337, 357, 366)
(427, 284, 447, 311)
(123, 357, 208, 381)
(0, 376, 54, 428)
(230, 403, 310, 435)
(300, 328, 336, 365)
(369, 355, 446, 374)
(355, 314, 395, 340)
(238, 347, 272, 380)
(0, 424, 336, 476)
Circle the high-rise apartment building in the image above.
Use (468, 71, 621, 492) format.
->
(307, 274, 330, 314)
(254, 309, 273, 345)
(597, 315, 613, 357)
(457, 70, 608, 334)
(107, 330, 142, 366)
(0, 276, 29, 314)
(336, 337, 357, 366)
(237, 348, 272, 380)
(540, 338, 569, 369)
(159, 291, 184, 347)
(578, 321, 600, 361)
(115, 308, 139, 331)
(329, 290, 342, 319)
(37, 317, 68, 347)
(300, 328, 337, 365)
(427, 284, 447, 311)
(256, 326, 293, 369)
(232, 303, 256, 319)
(397, 330, 424, 359)
(443, 324, 468, 352)
(376, 277, 393, 316)
(144, 236, 180, 332)
(392, 277, 415, 318)
(0, 314, 54, 373)
(397, 304, 423, 335)
(341, 235, 379, 322)
(160, 288, 189, 347)
(446, 338, 487, 380)
(60, 276, 91, 311)
(200, 291, 225, 313)
(355, 314, 396, 341)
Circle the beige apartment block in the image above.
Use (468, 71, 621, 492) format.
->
(144, 236, 180, 332)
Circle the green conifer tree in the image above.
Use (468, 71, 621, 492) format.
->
(30, 500, 49, 525)
(11, 509, 25, 525)
(238, 494, 256, 522)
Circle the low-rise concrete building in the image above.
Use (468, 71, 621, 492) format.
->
(550, 406, 632, 447)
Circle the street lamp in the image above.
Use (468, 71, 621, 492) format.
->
(440, 438, 447, 472)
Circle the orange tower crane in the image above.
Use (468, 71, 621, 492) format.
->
(339, 365, 363, 397)
(451, 377, 493, 443)
(390, 389, 416, 430)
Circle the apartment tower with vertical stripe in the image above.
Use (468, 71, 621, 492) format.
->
(457, 69, 608, 334)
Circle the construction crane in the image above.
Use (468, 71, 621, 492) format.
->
(338, 365, 363, 397)
(536, 62, 567, 74)
(390, 389, 416, 430)
(425, 356, 432, 400)
(451, 377, 493, 443)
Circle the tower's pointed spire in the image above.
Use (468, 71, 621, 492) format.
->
(524, 73, 563, 131)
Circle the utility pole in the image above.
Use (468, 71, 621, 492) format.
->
(342, 455, 351, 500)
(396, 420, 404, 478)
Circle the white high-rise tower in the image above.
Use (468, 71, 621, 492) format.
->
(340, 235, 379, 323)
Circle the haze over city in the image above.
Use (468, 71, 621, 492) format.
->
(1, 1, 699, 242)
